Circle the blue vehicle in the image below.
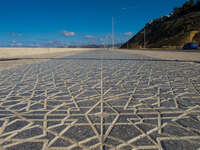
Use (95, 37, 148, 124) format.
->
(183, 43, 198, 49)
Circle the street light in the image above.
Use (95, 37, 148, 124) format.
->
(112, 17, 115, 49)
(112, 17, 121, 49)
(144, 26, 146, 49)
(127, 39, 129, 49)
(124, 32, 133, 49)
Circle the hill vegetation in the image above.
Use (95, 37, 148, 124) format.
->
(121, 0, 200, 49)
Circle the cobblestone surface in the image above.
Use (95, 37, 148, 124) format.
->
(0, 50, 200, 150)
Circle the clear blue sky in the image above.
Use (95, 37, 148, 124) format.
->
(0, 0, 189, 47)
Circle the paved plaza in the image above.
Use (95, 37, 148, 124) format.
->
(0, 50, 200, 150)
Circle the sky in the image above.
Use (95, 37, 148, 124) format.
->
(0, 0, 189, 47)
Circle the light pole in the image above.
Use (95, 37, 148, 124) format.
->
(125, 33, 133, 49)
(103, 39, 106, 50)
(127, 39, 129, 49)
(144, 26, 146, 49)
(112, 17, 115, 49)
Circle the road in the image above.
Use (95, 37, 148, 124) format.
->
(0, 50, 200, 150)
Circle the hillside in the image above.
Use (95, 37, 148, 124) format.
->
(121, 0, 200, 49)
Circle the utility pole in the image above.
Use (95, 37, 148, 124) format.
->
(112, 17, 114, 49)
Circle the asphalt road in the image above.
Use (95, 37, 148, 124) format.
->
(0, 50, 200, 150)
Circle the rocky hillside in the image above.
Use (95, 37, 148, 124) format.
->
(121, 0, 200, 49)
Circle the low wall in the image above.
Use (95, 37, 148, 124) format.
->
(0, 48, 98, 59)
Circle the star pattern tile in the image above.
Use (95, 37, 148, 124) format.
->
(0, 50, 200, 150)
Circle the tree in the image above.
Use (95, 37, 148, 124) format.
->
(197, 0, 200, 6)
(183, 0, 194, 10)
(173, 7, 182, 16)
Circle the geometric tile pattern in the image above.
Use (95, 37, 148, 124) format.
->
(0, 50, 200, 150)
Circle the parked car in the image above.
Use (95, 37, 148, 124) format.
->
(183, 43, 198, 49)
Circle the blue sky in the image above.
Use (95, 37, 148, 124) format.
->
(0, 0, 189, 47)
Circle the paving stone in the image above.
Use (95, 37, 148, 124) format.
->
(0, 50, 200, 149)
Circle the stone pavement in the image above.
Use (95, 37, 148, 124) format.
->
(0, 50, 200, 150)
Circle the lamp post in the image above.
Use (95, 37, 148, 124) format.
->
(144, 26, 146, 49)
(125, 33, 133, 49)
(112, 17, 115, 49)
(127, 39, 129, 49)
